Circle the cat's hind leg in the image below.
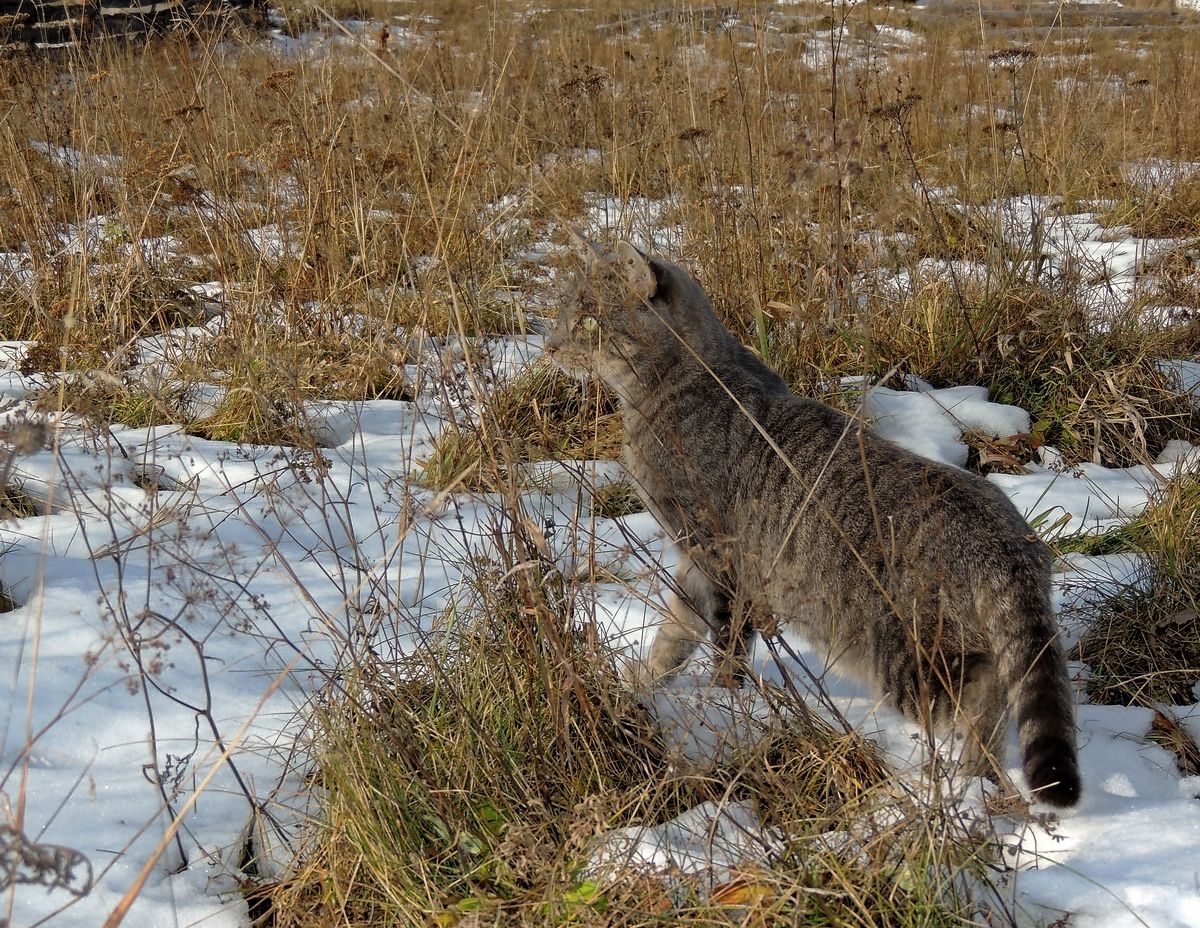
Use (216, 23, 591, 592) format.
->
(886, 646, 1008, 786)
(952, 655, 1008, 784)
(915, 651, 1009, 786)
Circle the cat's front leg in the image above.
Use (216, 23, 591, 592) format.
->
(710, 595, 754, 688)
(629, 553, 737, 686)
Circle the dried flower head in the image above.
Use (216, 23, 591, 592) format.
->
(0, 418, 49, 456)
(988, 47, 1037, 70)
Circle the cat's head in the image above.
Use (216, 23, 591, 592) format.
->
(545, 239, 724, 396)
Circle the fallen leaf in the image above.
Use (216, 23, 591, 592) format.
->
(711, 876, 773, 907)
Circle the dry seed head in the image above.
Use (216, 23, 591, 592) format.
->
(262, 69, 296, 93)
(780, 119, 865, 187)
(988, 47, 1037, 70)
(870, 93, 922, 124)
(559, 65, 610, 98)
(3, 419, 49, 455)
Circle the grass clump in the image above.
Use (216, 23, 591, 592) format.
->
(591, 480, 645, 519)
(0, 482, 37, 520)
(784, 275, 1200, 468)
(261, 531, 680, 924)
(201, 328, 412, 405)
(1100, 175, 1200, 240)
(0, 580, 16, 612)
(388, 289, 530, 339)
(995, 353, 1198, 469)
(260, 522, 989, 927)
(188, 386, 315, 447)
(1075, 473, 1200, 706)
(41, 373, 178, 429)
(420, 364, 622, 492)
(1051, 524, 1142, 558)
(32, 324, 411, 443)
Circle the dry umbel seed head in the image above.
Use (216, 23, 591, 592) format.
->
(0, 418, 49, 456)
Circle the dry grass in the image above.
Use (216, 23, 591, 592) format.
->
(1074, 473, 1200, 706)
(260, 521, 990, 927)
(1148, 708, 1200, 778)
(0, 480, 41, 520)
(591, 480, 646, 519)
(1101, 175, 1200, 240)
(420, 365, 622, 492)
(0, 3, 1196, 453)
(2, 1, 1200, 924)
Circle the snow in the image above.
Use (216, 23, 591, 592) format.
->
(864, 381, 1031, 468)
(589, 800, 781, 898)
(9, 316, 1198, 924)
(1005, 704, 1200, 928)
(5, 61, 1200, 928)
(888, 194, 1194, 329)
(1159, 359, 1200, 408)
(991, 455, 1175, 537)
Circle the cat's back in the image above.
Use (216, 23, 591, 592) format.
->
(749, 390, 1048, 576)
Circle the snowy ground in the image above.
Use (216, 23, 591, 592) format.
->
(3, 236, 1200, 926)
(4, 18, 1200, 928)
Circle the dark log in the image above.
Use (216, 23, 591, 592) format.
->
(0, 0, 265, 52)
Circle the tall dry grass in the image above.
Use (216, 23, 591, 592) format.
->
(1, 1, 1200, 924)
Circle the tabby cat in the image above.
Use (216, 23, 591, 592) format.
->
(544, 241, 1081, 808)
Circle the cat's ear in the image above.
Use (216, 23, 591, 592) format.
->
(613, 241, 657, 301)
(565, 227, 604, 273)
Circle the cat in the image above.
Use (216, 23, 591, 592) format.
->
(543, 240, 1081, 808)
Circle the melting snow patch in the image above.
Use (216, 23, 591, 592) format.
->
(1122, 158, 1200, 190)
(988, 448, 1199, 538)
(1158, 359, 1200, 408)
(864, 383, 1029, 468)
(583, 193, 684, 254)
(589, 799, 781, 899)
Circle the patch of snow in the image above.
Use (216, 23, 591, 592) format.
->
(1122, 158, 1200, 190)
(1002, 704, 1200, 928)
(589, 799, 781, 898)
(865, 383, 1030, 468)
(989, 451, 1185, 538)
(1158, 359, 1200, 408)
(244, 224, 298, 262)
(582, 193, 684, 254)
(28, 140, 123, 175)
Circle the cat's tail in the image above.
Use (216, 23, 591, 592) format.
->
(992, 579, 1082, 808)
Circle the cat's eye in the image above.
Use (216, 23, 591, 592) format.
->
(581, 316, 598, 331)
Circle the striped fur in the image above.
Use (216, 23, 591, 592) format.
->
(545, 242, 1081, 808)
